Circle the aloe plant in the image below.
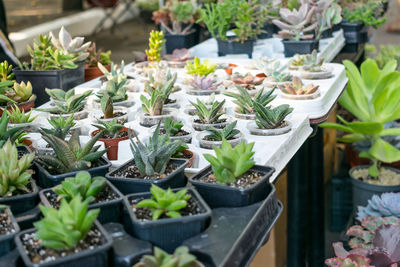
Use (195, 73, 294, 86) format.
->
(224, 86, 275, 114)
(92, 119, 125, 139)
(36, 130, 108, 173)
(186, 57, 217, 77)
(6, 105, 37, 123)
(34, 196, 99, 250)
(0, 112, 25, 148)
(204, 121, 240, 141)
(134, 246, 201, 267)
(136, 184, 190, 220)
(0, 140, 34, 197)
(190, 98, 225, 124)
(45, 88, 77, 102)
(254, 102, 293, 129)
(41, 114, 76, 140)
(204, 140, 255, 185)
(129, 124, 182, 176)
(280, 76, 319, 95)
(36, 90, 91, 114)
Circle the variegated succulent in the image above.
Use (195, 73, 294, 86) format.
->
(97, 61, 128, 103)
(302, 50, 325, 72)
(190, 98, 225, 124)
(190, 74, 221, 91)
(224, 86, 276, 114)
(280, 76, 319, 95)
(256, 59, 292, 82)
(36, 90, 91, 114)
(254, 102, 293, 129)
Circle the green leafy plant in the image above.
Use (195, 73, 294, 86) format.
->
(134, 246, 201, 267)
(224, 86, 275, 114)
(36, 90, 91, 114)
(92, 119, 124, 139)
(186, 57, 217, 77)
(365, 44, 400, 69)
(6, 105, 37, 123)
(0, 139, 34, 197)
(254, 102, 293, 129)
(232, 0, 265, 43)
(41, 114, 76, 140)
(34, 196, 99, 250)
(36, 130, 108, 173)
(204, 121, 240, 141)
(129, 124, 182, 177)
(0, 60, 14, 82)
(53, 171, 106, 203)
(45, 88, 77, 102)
(190, 98, 225, 124)
(97, 62, 128, 103)
(342, 1, 386, 28)
(86, 43, 111, 68)
(163, 117, 184, 136)
(0, 112, 25, 148)
(136, 184, 190, 220)
(0, 81, 34, 105)
(145, 30, 165, 62)
(279, 76, 319, 95)
(204, 139, 255, 185)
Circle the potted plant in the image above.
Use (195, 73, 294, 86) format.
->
(106, 125, 188, 194)
(125, 184, 211, 251)
(171, 143, 195, 169)
(36, 90, 91, 120)
(34, 130, 110, 187)
(298, 51, 333, 79)
(6, 104, 38, 132)
(183, 93, 222, 116)
(90, 94, 129, 124)
(278, 76, 320, 100)
(14, 28, 89, 105)
(255, 59, 292, 88)
(45, 88, 87, 106)
(272, 2, 318, 57)
(247, 102, 293, 136)
(0, 112, 25, 148)
(315, 0, 342, 39)
(224, 86, 276, 120)
(162, 117, 193, 144)
(85, 43, 111, 82)
(196, 120, 243, 149)
(163, 48, 193, 68)
(320, 59, 400, 208)
(133, 246, 204, 267)
(152, 0, 199, 53)
(356, 192, 400, 221)
(257, 0, 281, 39)
(190, 98, 229, 131)
(229, 73, 266, 95)
(0, 205, 20, 257)
(139, 71, 178, 127)
(135, 30, 166, 71)
(288, 54, 307, 70)
(15, 196, 112, 266)
(39, 171, 124, 224)
(91, 119, 132, 161)
(190, 140, 274, 207)
(0, 140, 38, 214)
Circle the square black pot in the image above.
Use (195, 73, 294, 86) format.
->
(0, 180, 38, 215)
(15, 221, 112, 267)
(341, 22, 367, 44)
(257, 23, 274, 39)
(33, 157, 111, 188)
(106, 158, 188, 194)
(39, 180, 124, 224)
(124, 187, 211, 253)
(217, 39, 254, 58)
(0, 207, 20, 257)
(189, 165, 275, 208)
(13, 62, 85, 106)
(165, 30, 197, 54)
(321, 28, 334, 39)
(282, 39, 319, 57)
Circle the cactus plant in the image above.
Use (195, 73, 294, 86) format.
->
(146, 30, 165, 62)
(190, 98, 225, 124)
(224, 86, 276, 114)
(190, 74, 221, 91)
(279, 76, 319, 95)
(36, 90, 91, 114)
(357, 193, 400, 221)
(133, 246, 202, 267)
(204, 121, 240, 141)
(186, 57, 217, 77)
(0, 112, 25, 148)
(36, 130, 108, 174)
(254, 102, 293, 129)
(0, 140, 34, 197)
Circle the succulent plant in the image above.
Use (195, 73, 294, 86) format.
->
(230, 73, 265, 88)
(224, 86, 276, 114)
(7, 81, 33, 103)
(315, 0, 342, 39)
(97, 62, 128, 103)
(164, 48, 191, 62)
(134, 246, 202, 267)
(6, 105, 37, 124)
(190, 74, 221, 91)
(34, 196, 99, 250)
(36, 130, 108, 174)
(186, 57, 217, 77)
(0, 81, 17, 105)
(302, 50, 325, 72)
(289, 54, 307, 68)
(130, 124, 182, 177)
(45, 88, 77, 102)
(0, 112, 25, 148)
(0, 140, 34, 197)
(85, 43, 111, 68)
(41, 114, 76, 140)
(36, 90, 91, 114)
(204, 121, 240, 141)
(204, 140, 255, 185)
(163, 117, 184, 136)
(357, 193, 400, 221)
(255, 60, 292, 82)
(254, 102, 293, 129)
(146, 30, 165, 62)
(49, 26, 91, 62)
(280, 76, 319, 95)
(100, 93, 113, 119)
(0, 60, 14, 82)
(92, 119, 125, 139)
(145, 69, 177, 95)
(190, 98, 225, 124)
(136, 184, 190, 220)
(53, 171, 106, 203)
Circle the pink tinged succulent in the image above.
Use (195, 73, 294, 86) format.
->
(191, 74, 221, 91)
(231, 73, 264, 86)
(164, 48, 191, 62)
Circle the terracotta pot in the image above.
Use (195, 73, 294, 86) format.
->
(84, 64, 110, 82)
(0, 95, 36, 116)
(91, 127, 133, 161)
(345, 144, 400, 169)
(21, 139, 33, 151)
(182, 149, 194, 168)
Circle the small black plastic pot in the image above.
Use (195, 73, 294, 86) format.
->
(217, 39, 254, 58)
(321, 28, 333, 39)
(0, 180, 38, 215)
(33, 157, 111, 188)
(257, 23, 275, 39)
(350, 165, 400, 208)
(0, 207, 20, 257)
(106, 159, 189, 195)
(341, 22, 367, 44)
(15, 221, 112, 267)
(13, 63, 85, 106)
(282, 39, 319, 57)
(165, 30, 197, 54)
(189, 165, 275, 208)
(39, 181, 124, 224)
(124, 187, 211, 253)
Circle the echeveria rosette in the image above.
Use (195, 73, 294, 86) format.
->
(357, 193, 400, 221)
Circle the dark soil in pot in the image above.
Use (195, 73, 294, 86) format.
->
(99, 111, 126, 120)
(113, 162, 178, 180)
(0, 207, 19, 257)
(0, 210, 15, 235)
(0, 180, 38, 215)
(160, 129, 190, 137)
(197, 170, 264, 189)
